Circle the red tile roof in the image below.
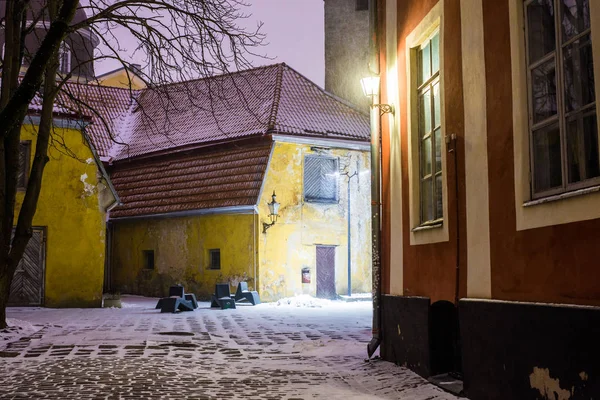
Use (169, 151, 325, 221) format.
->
(109, 142, 272, 218)
(74, 63, 368, 159)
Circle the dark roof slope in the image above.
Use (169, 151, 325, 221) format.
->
(107, 63, 369, 160)
(109, 142, 272, 218)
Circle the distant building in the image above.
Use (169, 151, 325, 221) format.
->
(0, 0, 98, 81)
(324, 0, 371, 112)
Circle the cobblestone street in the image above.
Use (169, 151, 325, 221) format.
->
(0, 297, 460, 399)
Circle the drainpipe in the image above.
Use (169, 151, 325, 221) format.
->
(346, 165, 358, 297)
(367, 0, 382, 359)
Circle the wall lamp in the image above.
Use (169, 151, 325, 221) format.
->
(263, 191, 280, 233)
(360, 76, 395, 115)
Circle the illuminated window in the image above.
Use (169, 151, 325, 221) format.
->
(304, 155, 339, 203)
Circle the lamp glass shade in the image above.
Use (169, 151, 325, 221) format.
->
(268, 192, 280, 216)
(360, 76, 380, 98)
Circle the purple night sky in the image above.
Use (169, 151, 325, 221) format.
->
(94, 0, 325, 88)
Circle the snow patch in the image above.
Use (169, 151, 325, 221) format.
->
(0, 319, 41, 346)
(271, 294, 331, 308)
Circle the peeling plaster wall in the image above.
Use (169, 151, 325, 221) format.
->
(15, 124, 108, 307)
(110, 214, 256, 299)
(257, 141, 371, 301)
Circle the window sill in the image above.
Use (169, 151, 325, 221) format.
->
(412, 220, 443, 232)
(524, 185, 600, 208)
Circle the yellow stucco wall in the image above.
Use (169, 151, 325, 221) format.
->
(110, 213, 257, 299)
(15, 123, 109, 307)
(98, 69, 146, 90)
(257, 141, 372, 301)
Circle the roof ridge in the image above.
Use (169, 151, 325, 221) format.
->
(275, 63, 369, 117)
(267, 63, 285, 131)
(148, 63, 286, 91)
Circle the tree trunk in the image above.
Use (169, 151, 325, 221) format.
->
(0, 268, 11, 329)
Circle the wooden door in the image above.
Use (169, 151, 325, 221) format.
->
(316, 245, 336, 299)
(8, 229, 45, 306)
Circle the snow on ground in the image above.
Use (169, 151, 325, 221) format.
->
(0, 295, 463, 399)
(0, 318, 41, 345)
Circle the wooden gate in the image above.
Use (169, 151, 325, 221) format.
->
(316, 245, 336, 299)
(8, 229, 45, 306)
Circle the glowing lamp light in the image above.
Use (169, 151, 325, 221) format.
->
(360, 76, 381, 98)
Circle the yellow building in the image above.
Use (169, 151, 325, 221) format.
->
(104, 64, 372, 301)
(9, 113, 118, 307)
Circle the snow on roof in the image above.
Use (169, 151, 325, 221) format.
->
(68, 63, 369, 159)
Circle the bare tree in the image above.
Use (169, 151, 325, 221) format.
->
(0, 0, 265, 328)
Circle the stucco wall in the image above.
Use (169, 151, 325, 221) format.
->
(324, 0, 371, 112)
(257, 141, 371, 301)
(15, 123, 108, 307)
(483, 0, 600, 306)
(381, 0, 466, 303)
(110, 213, 257, 299)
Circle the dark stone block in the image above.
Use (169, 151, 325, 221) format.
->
(460, 299, 600, 400)
(381, 295, 431, 377)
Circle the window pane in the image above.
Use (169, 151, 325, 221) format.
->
(435, 173, 443, 219)
(531, 59, 558, 123)
(533, 123, 563, 192)
(419, 42, 431, 85)
(419, 89, 432, 135)
(563, 33, 595, 112)
(431, 33, 440, 74)
(561, 0, 590, 42)
(434, 128, 442, 173)
(421, 137, 432, 177)
(567, 113, 600, 183)
(433, 82, 441, 128)
(421, 178, 434, 222)
(527, 0, 556, 63)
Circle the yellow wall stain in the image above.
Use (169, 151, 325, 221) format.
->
(529, 367, 572, 400)
(15, 123, 111, 307)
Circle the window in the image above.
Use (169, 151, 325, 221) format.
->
(143, 250, 154, 270)
(356, 0, 369, 11)
(525, 0, 598, 198)
(18, 141, 30, 190)
(304, 155, 339, 203)
(417, 31, 443, 224)
(58, 42, 71, 75)
(209, 249, 221, 270)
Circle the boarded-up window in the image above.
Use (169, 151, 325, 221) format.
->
(143, 250, 155, 270)
(209, 249, 221, 270)
(356, 0, 368, 11)
(18, 141, 31, 190)
(304, 155, 339, 203)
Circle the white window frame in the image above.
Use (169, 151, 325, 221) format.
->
(510, 0, 600, 230)
(406, 1, 449, 245)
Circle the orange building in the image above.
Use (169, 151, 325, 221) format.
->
(369, 0, 600, 398)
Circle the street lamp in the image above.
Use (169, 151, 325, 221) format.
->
(360, 75, 394, 115)
(263, 191, 280, 233)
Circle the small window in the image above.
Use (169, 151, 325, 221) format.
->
(304, 155, 339, 203)
(356, 0, 369, 11)
(18, 141, 30, 190)
(143, 250, 155, 270)
(209, 249, 221, 270)
(58, 42, 71, 75)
